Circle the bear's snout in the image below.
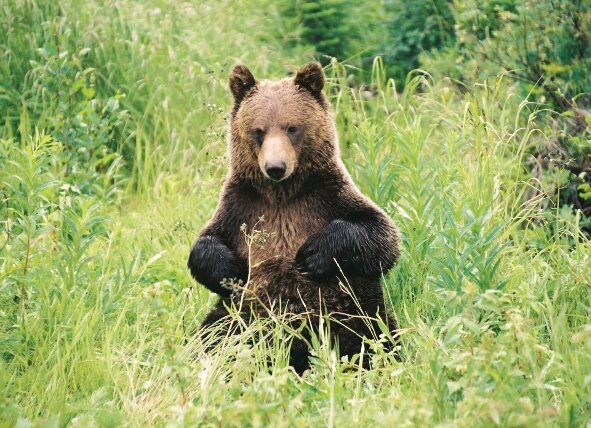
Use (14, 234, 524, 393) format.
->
(258, 132, 296, 181)
(265, 161, 287, 181)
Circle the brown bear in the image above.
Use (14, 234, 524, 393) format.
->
(188, 62, 399, 373)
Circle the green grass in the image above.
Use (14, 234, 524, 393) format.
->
(1, 1, 590, 426)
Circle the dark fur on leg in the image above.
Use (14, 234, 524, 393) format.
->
(187, 235, 247, 297)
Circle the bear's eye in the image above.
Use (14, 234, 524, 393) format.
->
(253, 128, 265, 146)
(286, 125, 298, 135)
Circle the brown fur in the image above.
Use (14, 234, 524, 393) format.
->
(189, 62, 400, 372)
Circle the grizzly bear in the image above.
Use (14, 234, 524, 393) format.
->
(188, 62, 399, 373)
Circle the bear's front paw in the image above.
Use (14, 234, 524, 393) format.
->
(295, 232, 337, 281)
(188, 235, 247, 296)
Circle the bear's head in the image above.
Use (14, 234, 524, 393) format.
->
(227, 62, 339, 188)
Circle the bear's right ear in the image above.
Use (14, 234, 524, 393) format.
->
(229, 64, 257, 106)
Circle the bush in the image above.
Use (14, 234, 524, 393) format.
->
(281, 0, 359, 65)
(0, 5, 128, 197)
(378, 0, 455, 87)
(423, 0, 591, 234)
(452, 0, 590, 111)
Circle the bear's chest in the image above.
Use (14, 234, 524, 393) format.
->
(233, 198, 329, 262)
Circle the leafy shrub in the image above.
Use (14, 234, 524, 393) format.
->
(0, 6, 129, 197)
(378, 0, 455, 87)
(27, 45, 128, 196)
(452, 0, 590, 111)
(423, 0, 591, 235)
(0, 1, 62, 129)
(281, 0, 359, 64)
(281, 0, 456, 86)
(0, 133, 111, 362)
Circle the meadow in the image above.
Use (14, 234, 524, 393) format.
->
(1, 0, 590, 426)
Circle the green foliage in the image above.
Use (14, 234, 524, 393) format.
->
(281, 0, 456, 85)
(423, 0, 591, 234)
(30, 47, 128, 195)
(378, 0, 455, 87)
(0, 3, 128, 197)
(454, 0, 517, 40)
(451, 0, 591, 110)
(0, 1, 61, 127)
(282, 0, 359, 64)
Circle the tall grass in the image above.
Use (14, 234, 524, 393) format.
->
(1, 0, 590, 426)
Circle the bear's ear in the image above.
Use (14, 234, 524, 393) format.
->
(229, 64, 257, 105)
(294, 62, 324, 97)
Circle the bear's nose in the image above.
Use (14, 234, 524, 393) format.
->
(265, 162, 287, 181)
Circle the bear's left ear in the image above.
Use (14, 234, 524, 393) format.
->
(229, 64, 257, 105)
(294, 62, 324, 97)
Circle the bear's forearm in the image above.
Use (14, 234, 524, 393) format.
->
(326, 217, 398, 276)
(187, 235, 247, 296)
(296, 214, 398, 280)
